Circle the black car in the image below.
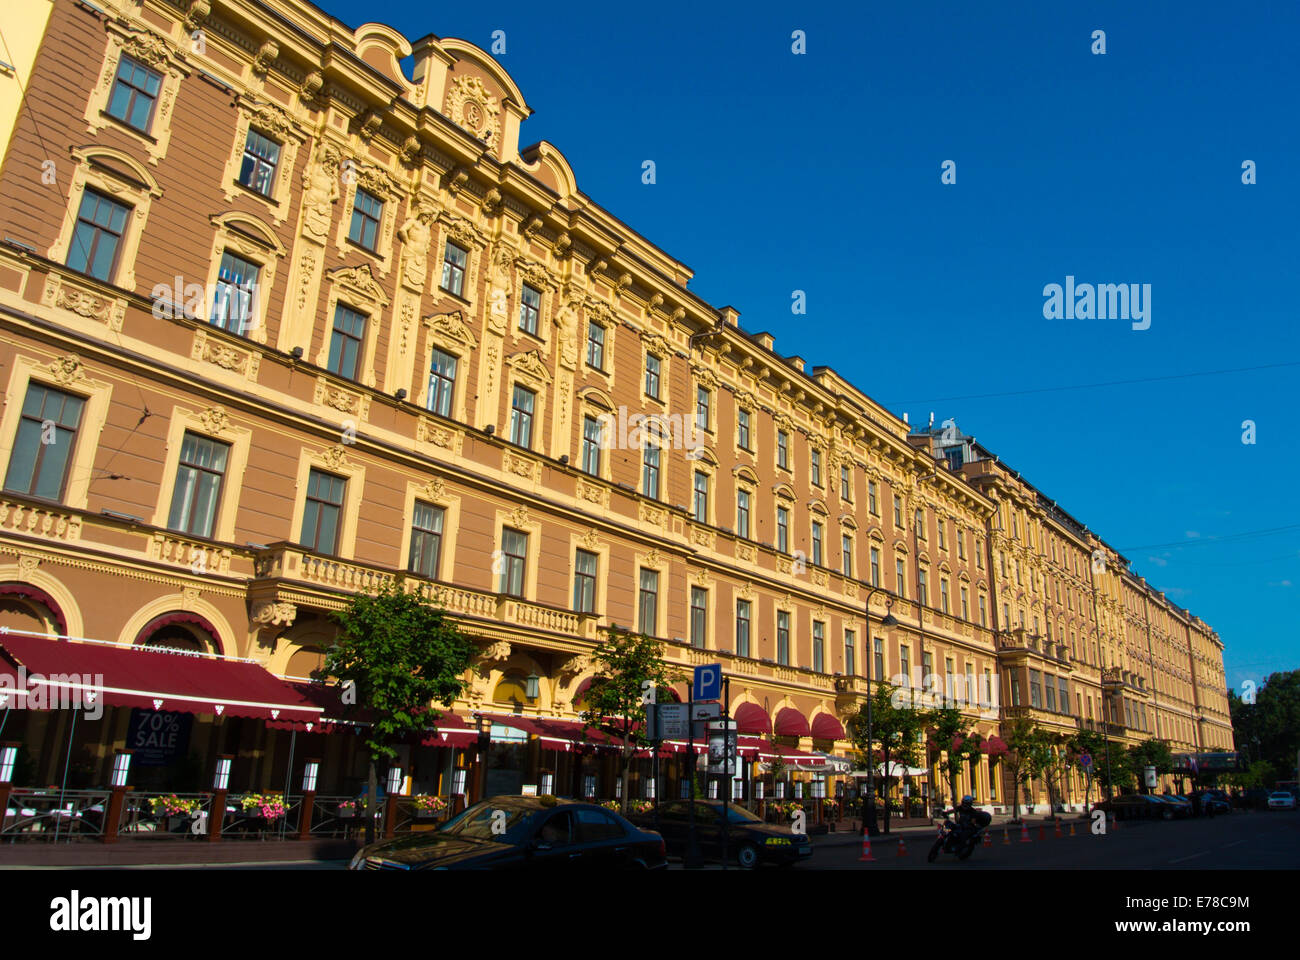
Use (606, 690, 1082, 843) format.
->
(628, 800, 813, 868)
(1194, 791, 1231, 815)
(1095, 794, 1162, 820)
(348, 796, 667, 870)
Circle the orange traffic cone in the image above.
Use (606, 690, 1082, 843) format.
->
(859, 832, 876, 862)
(896, 838, 907, 858)
(983, 829, 992, 847)
(1054, 818, 1063, 838)
(1020, 821, 1031, 843)
(1069, 821, 1077, 837)
(1111, 811, 1119, 831)
(1002, 826, 1010, 844)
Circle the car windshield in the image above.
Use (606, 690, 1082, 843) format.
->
(724, 803, 763, 824)
(438, 802, 539, 843)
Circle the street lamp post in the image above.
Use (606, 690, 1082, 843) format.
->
(862, 586, 899, 838)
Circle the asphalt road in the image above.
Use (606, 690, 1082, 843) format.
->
(787, 809, 1300, 870)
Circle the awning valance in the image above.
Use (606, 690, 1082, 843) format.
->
(774, 707, 811, 738)
(810, 712, 846, 741)
(0, 633, 322, 724)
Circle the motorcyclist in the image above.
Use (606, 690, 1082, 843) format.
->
(954, 795, 991, 839)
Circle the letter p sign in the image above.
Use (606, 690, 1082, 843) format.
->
(694, 663, 722, 702)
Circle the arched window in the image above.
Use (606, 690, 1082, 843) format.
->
(493, 672, 529, 707)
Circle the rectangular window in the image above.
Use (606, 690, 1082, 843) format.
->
(915, 508, 925, 539)
(844, 628, 856, 676)
(960, 585, 969, 620)
(873, 637, 885, 680)
(299, 469, 346, 555)
(238, 128, 281, 197)
(1029, 669, 1043, 708)
(427, 349, 458, 417)
(518, 284, 541, 336)
(811, 521, 823, 566)
(509, 384, 536, 447)
(1010, 672, 1021, 706)
(696, 386, 711, 432)
(810, 448, 821, 487)
(106, 56, 161, 133)
(408, 501, 445, 579)
(957, 529, 966, 559)
(812, 621, 825, 673)
(348, 188, 383, 251)
(840, 465, 851, 500)
(842, 534, 853, 578)
(167, 432, 230, 539)
(737, 408, 751, 450)
(776, 506, 789, 553)
(939, 577, 949, 614)
(776, 611, 790, 665)
(945, 657, 954, 701)
(918, 568, 929, 607)
(499, 528, 528, 597)
(327, 304, 367, 380)
(693, 470, 709, 523)
(66, 189, 129, 282)
(586, 322, 605, 369)
(644, 353, 661, 398)
(690, 587, 708, 648)
(735, 600, 752, 658)
(736, 488, 751, 539)
(4, 384, 86, 502)
(870, 546, 880, 586)
(924, 652, 934, 693)
(638, 568, 659, 635)
(1044, 675, 1057, 712)
(900, 645, 911, 688)
(893, 495, 902, 527)
(1059, 678, 1070, 714)
(440, 242, 468, 296)
(642, 443, 660, 499)
(868, 481, 878, 515)
(210, 251, 261, 336)
(573, 549, 598, 614)
(964, 663, 975, 705)
(984, 668, 993, 707)
(776, 430, 789, 470)
(581, 415, 602, 475)
(937, 521, 946, 551)
(896, 557, 906, 598)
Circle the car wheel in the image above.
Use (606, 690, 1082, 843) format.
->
(957, 838, 977, 861)
(736, 843, 761, 869)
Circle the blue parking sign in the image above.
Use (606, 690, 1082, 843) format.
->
(694, 663, 722, 701)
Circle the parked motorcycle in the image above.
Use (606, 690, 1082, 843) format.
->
(927, 808, 989, 862)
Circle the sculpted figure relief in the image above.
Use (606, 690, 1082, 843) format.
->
(555, 297, 581, 368)
(302, 145, 340, 242)
(397, 204, 435, 289)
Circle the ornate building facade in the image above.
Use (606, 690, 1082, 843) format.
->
(0, 0, 1230, 811)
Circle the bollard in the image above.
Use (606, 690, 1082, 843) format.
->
(858, 831, 876, 862)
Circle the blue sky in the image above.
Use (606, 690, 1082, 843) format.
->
(328, 0, 1299, 692)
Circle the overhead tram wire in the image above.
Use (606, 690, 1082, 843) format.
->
(1115, 523, 1300, 553)
(886, 360, 1300, 405)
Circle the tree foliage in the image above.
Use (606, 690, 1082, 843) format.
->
(846, 683, 930, 830)
(929, 705, 983, 810)
(1231, 670, 1300, 784)
(325, 579, 477, 762)
(579, 626, 681, 814)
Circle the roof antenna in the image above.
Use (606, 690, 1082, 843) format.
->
(928, 411, 935, 430)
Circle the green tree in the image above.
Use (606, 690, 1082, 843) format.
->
(1024, 728, 1071, 815)
(579, 626, 681, 815)
(929, 704, 983, 810)
(325, 579, 478, 843)
(846, 682, 930, 833)
(1070, 729, 1108, 810)
(1001, 715, 1036, 822)
(1232, 670, 1300, 783)
(1128, 737, 1175, 793)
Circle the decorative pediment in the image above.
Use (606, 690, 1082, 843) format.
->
(442, 214, 485, 249)
(733, 464, 760, 485)
(424, 310, 478, 348)
(327, 263, 389, 306)
(733, 389, 757, 412)
(421, 477, 447, 502)
(772, 482, 796, 502)
(692, 363, 720, 390)
(47, 355, 86, 386)
(317, 445, 353, 472)
(509, 505, 531, 529)
(642, 332, 672, 358)
(506, 349, 552, 385)
(808, 498, 829, 516)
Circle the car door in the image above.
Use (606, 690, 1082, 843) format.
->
(574, 807, 630, 868)
(653, 801, 690, 855)
(527, 810, 582, 869)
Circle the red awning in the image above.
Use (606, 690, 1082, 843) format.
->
(0, 634, 322, 723)
(478, 713, 620, 752)
(774, 706, 811, 738)
(420, 713, 479, 749)
(810, 712, 846, 741)
(734, 702, 772, 736)
(739, 736, 826, 769)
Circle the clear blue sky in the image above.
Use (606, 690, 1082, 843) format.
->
(328, 0, 1299, 693)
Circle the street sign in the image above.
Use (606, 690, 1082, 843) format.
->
(655, 703, 689, 740)
(1079, 753, 1092, 770)
(694, 663, 722, 701)
(690, 702, 721, 721)
(707, 720, 737, 774)
(1144, 764, 1157, 789)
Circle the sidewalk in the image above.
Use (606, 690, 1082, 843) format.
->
(0, 837, 359, 868)
(813, 813, 1087, 846)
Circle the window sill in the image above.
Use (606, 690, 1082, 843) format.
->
(98, 109, 157, 142)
